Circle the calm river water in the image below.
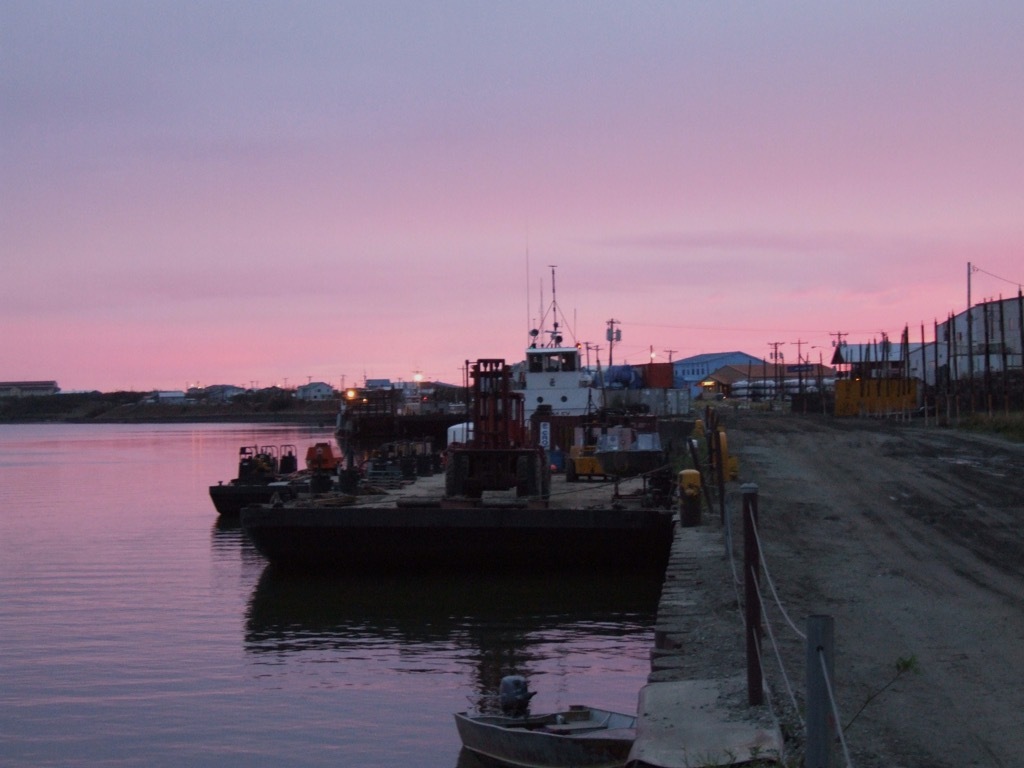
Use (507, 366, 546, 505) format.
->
(0, 423, 662, 767)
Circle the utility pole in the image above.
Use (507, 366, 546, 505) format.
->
(768, 342, 785, 404)
(792, 338, 807, 394)
(967, 262, 975, 405)
(879, 331, 890, 379)
(663, 349, 678, 363)
(829, 331, 847, 378)
(606, 319, 621, 368)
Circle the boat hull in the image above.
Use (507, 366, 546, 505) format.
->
(209, 481, 295, 517)
(455, 707, 636, 768)
(240, 503, 674, 573)
(593, 450, 666, 478)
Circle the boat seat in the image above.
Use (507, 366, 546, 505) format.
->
(543, 722, 607, 734)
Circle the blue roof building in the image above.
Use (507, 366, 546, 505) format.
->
(673, 352, 763, 397)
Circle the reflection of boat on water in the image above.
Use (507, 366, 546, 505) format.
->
(245, 567, 662, 652)
(245, 567, 661, 707)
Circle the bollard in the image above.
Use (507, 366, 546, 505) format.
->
(806, 615, 836, 768)
(679, 469, 702, 526)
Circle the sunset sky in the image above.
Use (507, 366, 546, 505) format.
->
(3, 1, 1022, 392)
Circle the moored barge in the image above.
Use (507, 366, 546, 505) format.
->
(240, 359, 675, 573)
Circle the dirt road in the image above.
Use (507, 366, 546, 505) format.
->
(722, 411, 1024, 768)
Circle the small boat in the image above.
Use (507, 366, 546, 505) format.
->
(585, 415, 663, 481)
(211, 442, 354, 516)
(454, 675, 636, 768)
(455, 706, 637, 768)
(593, 419, 665, 479)
(209, 444, 300, 517)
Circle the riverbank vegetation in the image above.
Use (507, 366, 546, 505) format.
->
(957, 411, 1024, 442)
(0, 391, 339, 424)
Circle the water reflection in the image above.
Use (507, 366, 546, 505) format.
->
(210, 517, 264, 566)
(245, 566, 661, 704)
(455, 747, 494, 768)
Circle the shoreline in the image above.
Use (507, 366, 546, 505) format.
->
(0, 392, 341, 426)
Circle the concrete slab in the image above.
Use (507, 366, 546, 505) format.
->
(628, 676, 784, 767)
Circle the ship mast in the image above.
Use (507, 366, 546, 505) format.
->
(547, 265, 563, 347)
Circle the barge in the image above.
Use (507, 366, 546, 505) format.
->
(240, 359, 675, 573)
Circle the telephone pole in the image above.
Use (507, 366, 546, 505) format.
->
(792, 338, 807, 394)
(768, 342, 785, 404)
(606, 319, 621, 368)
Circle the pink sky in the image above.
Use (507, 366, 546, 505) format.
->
(2, 2, 1022, 392)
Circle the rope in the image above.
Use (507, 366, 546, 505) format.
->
(818, 647, 855, 768)
(725, 504, 743, 608)
(750, 514, 807, 641)
(751, 631, 782, 724)
(751, 565, 803, 724)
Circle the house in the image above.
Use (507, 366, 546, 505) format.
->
(188, 384, 247, 403)
(143, 390, 187, 404)
(296, 382, 335, 401)
(0, 381, 60, 397)
(672, 352, 763, 397)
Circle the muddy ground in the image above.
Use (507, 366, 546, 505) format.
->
(719, 410, 1024, 767)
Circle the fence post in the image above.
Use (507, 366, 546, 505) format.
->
(742, 483, 762, 706)
(806, 614, 836, 768)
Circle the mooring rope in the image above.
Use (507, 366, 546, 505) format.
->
(750, 514, 807, 641)
(818, 647, 855, 768)
(752, 565, 803, 724)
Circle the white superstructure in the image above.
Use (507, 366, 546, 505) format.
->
(518, 266, 596, 420)
(521, 343, 595, 419)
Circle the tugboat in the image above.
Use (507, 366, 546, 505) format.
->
(519, 266, 595, 421)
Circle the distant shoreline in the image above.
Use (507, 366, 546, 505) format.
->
(0, 393, 339, 427)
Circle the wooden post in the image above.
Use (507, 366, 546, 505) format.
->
(715, 427, 726, 525)
(806, 615, 836, 768)
(999, 297, 1008, 415)
(742, 483, 762, 706)
(1018, 290, 1024, 407)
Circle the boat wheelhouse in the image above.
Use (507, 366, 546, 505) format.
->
(522, 342, 595, 420)
(520, 266, 596, 420)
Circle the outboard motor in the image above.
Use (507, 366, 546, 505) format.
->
(499, 675, 536, 716)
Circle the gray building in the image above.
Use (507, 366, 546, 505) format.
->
(673, 352, 763, 397)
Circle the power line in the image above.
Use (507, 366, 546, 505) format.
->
(971, 264, 1023, 290)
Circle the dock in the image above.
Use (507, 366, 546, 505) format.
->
(630, 525, 785, 766)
